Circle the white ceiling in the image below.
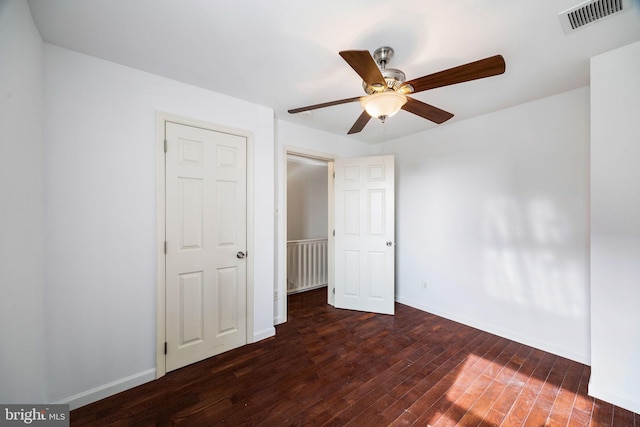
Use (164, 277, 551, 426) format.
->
(28, 0, 640, 144)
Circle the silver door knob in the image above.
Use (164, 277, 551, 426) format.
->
(386, 241, 393, 247)
(236, 251, 246, 259)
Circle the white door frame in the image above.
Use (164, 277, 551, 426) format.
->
(156, 112, 255, 378)
(278, 146, 335, 325)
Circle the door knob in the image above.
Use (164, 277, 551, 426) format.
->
(386, 241, 393, 247)
(236, 251, 246, 259)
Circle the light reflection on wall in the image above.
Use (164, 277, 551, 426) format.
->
(482, 196, 587, 318)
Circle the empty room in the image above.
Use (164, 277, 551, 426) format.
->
(1, 0, 639, 425)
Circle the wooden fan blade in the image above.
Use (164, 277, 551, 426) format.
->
(347, 110, 372, 134)
(339, 50, 386, 88)
(402, 97, 454, 124)
(288, 96, 362, 114)
(402, 55, 505, 93)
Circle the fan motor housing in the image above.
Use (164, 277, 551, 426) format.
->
(363, 68, 407, 94)
(363, 46, 408, 95)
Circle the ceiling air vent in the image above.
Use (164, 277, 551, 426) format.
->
(559, 0, 634, 34)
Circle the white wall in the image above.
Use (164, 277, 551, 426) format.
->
(376, 87, 591, 363)
(274, 119, 373, 323)
(0, 0, 46, 403)
(590, 41, 640, 414)
(287, 159, 328, 241)
(43, 44, 275, 407)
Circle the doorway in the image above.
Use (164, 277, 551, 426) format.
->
(279, 149, 335, 325)
(286, 155, 329, 297)
(277, 149, 396, 324)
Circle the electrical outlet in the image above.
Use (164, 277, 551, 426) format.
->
(421, 281, 428, 290)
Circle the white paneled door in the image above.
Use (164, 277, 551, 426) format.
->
(333, 155, 395, 315)
(165, 122, 247, 372)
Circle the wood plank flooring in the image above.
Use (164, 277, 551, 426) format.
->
(71, 288, 638, 426)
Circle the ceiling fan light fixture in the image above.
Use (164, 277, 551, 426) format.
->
(289, 48, 505, 135)
(360, 91, 407, 120)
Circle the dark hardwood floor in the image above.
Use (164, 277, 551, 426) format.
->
(72, 288, 637, 426)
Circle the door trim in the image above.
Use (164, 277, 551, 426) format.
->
(155, 112, 255, 378)
(278, 146, 335, 326)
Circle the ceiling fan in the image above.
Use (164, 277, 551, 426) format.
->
(288, 47, 506, 134)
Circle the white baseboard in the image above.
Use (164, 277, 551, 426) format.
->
(589, 382, 640, 415)
(54, 368, 156, 410)
(395, 296, 590, 365)
(56, 328, 275, 410)
(287, 283, 328, 295)
(253, 326, 275, 343)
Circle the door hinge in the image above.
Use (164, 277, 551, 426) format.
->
(332, 229, 335, 237)
(164, 241, 167, 254)
(164, 139, 167, 153)
(333, 171, 335, 178)
(332, 287, 335, 295)
(164, 342, 167, 355)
